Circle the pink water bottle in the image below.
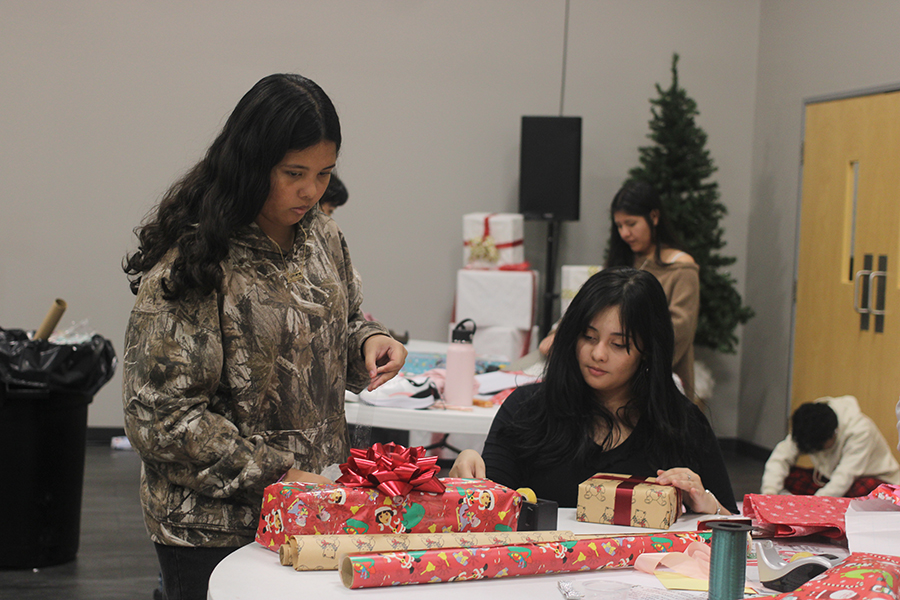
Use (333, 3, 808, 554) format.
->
(444, 319, 477, 406)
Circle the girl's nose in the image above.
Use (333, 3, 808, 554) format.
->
(299, 179, 323, 201)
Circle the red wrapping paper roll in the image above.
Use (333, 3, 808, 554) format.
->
(340, 530, 710, 589)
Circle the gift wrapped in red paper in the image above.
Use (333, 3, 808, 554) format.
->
(868, 483, 900, 507)
(576, 473, 681, 529)
(769, 553, 900, 599)
(255, 443, 522, 551)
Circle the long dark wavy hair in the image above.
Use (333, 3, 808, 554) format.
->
(605, 181, 684, 268)
(123, 73, 342, 298)
(503, 267, 696, 469)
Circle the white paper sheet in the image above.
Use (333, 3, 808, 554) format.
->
(474, 370, 540, 395)
(845, 497, 900, 554)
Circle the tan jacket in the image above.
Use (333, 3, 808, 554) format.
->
(123, 209, 388, 546)
(640, 260, 700, 400)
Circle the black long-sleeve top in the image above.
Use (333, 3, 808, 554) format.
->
(482, 384, 739, 513)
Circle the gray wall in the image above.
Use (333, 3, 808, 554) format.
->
(740, 0, 900, 449)
(4, 1, 896, 447)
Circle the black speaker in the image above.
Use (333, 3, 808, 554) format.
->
(518, 116, 582, 221)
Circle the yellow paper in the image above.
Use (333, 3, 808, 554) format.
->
(654, 570, 754, 593)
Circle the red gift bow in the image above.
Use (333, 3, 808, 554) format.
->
(588, 474, 681, 527)
(336, 443, 446, 498)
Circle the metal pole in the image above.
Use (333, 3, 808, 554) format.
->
(541, 220, 560, 337)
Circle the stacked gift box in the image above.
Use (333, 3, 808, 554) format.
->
(456, 212, 537, 362)
(462, 212, 525, 269)
(560, 264, 603, 317)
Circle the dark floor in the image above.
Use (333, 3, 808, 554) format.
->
(0, 439, 766, 600)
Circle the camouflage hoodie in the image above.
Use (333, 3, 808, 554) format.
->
(122, 209, 389, 546)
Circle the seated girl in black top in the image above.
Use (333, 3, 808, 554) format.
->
(450, 267, 738, 514)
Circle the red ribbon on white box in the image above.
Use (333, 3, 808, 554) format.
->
(464, 213, 524, 264)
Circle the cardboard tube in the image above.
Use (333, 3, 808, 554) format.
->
(283, 530, 576, 571)
(279, 543, 295, 567)
(34, 298, 67, 340)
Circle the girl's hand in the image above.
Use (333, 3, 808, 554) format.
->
(538, 330, 556, 356)
(655, 468, 727, 515)
(449, 449, 486, 479)
(362, 334, 408, 391)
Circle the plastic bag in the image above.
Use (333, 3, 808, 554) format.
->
(0, 327, 117, 400)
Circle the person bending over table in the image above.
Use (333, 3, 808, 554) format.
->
(760, 396, 900, 497)
(122, 73, 406, 600)
(451, 267, 736, 514)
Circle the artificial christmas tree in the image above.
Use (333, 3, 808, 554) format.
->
(628, 53, 753, 354)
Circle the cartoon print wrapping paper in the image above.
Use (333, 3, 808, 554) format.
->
(256, 478, 521, 551)
(767, 553, 900, 599)
(339, 530, 710, 588)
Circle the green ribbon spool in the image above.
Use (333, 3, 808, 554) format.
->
(708, 521, 752, 600)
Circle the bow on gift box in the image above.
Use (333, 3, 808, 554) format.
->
(464, 213, 524, 265)
(337, 443, 446, 498)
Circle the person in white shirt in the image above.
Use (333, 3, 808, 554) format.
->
(761, 395, 900, 497)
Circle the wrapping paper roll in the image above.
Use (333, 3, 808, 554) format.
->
(280, 530, 575, 571)
(340, 530, 711, 589)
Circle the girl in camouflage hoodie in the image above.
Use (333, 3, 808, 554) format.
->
(123, 74, 406, 600)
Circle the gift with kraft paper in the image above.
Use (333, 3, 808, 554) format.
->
(255, 443, 522, 551)
(576, 473, 682, 529)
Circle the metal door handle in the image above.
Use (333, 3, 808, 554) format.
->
(868, 270, 887, 315)
(854, 269, 872, 313)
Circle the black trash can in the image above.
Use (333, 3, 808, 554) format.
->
(0, 328, 116, 569)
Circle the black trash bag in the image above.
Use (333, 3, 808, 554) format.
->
(0, 327, 117, 400)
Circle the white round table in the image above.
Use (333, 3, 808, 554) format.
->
(207, 509, 706, 599)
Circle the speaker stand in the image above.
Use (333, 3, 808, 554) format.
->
(541, 220, 562, 338)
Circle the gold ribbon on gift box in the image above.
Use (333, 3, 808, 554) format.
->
(464, 213, 524, 265)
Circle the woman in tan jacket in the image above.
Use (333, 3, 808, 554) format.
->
(540, 181, 699, 401)
(605, 181, 699, 401)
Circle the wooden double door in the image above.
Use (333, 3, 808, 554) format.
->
(792, 88, 900, 462)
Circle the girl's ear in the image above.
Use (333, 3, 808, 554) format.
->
(649, 209, 660, 227)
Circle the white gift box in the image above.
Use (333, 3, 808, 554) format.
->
(454, 269, 537, 331)
(463, 212, 524, 268)
(473, 325, 538, 361)
(560, 265, 603, 316)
